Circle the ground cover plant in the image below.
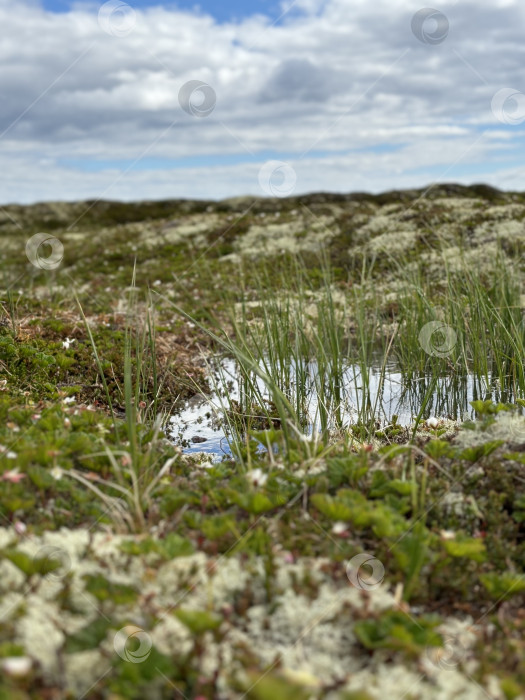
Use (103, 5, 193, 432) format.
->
(0, 184, 524, 698)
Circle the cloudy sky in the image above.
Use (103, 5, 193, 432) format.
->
(2, 0, 525, 204)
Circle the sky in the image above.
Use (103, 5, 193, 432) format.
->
(2, 0, 525, 204)
(42, 0, 285, 23)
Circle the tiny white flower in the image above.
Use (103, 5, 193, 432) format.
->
(50, 466, 63, 481)
(246, 468, 267, 487)
(331, 521, 349, 535)
(14, 520, 27, 535)
(6, 451, 17, 459)
(440, 529, 456, 540)
(426, 416, 439, 429)
(62, 396, 76, 405)
(62, 337, 76, 350)
(1, 656, 32, 676)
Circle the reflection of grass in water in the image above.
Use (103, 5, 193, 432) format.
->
(181, 356, 522, 460)
(167, 247, 524, 458)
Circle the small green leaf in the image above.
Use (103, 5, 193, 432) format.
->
(3, 548, 62, 577)
(201, 514, 236, 540)
(158, 533, 194, 559)
(390, 524, 430, 599)
(310, 494, 353, 521)
(470, 400, 510, 415)
(174, 609, 222, 635)
(0, 642, 25, 658)
(160, 490, 202, 517)
(65, 618, 112, 653)
(27, 465, 56, 489)
(424, 440, 453, 459)
(2, 496, 36, 514)
(369, 471, 413, 498)
(480, 572, 525, 600)
(241, 671, 311, 700)
(458, 441, 504, 461)
(443, 537, 486, 562)
(228, 489, 284, 514)
(2, 549, 35, 576)
(249, 492, 277, 514)
(83, 574, 138, 604)
(355, 610, 442, 656)
(326, 456, 368, 487)
(119, 534, 194, 560)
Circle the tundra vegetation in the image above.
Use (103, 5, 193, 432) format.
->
(0, 183, 524, 699)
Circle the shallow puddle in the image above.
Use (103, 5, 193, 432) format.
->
(168, 357, 513, 461)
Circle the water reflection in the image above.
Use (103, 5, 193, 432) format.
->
(169, 357, 517, 460)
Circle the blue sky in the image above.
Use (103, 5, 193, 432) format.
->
(42, 0, 287, 23)
(2, 0, 525, 203)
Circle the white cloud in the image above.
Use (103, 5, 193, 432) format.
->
(1, 0, 525, 203)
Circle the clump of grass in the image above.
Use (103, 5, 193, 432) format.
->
(66, 274, 176, 532)
(165, 241, 524, 459)
(391, 247, 525, 398)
